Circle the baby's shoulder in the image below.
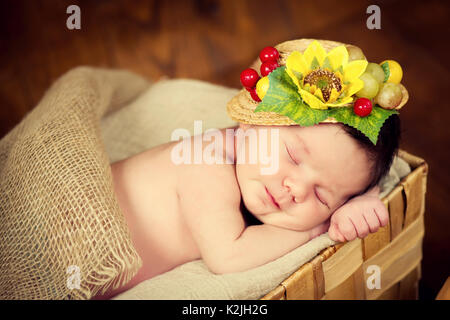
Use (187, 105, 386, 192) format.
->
(177, 160, 241, 206)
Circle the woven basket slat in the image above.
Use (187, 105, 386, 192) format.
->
(260, 284, 285, 300)
(261, 246, 339, 300)
(398, 150, 426, 168)
(386, 185, 406, 240)
(322, 264, 366, 300)
(282, 261, 315, 299)
(352, 265, 366, 300)
(399, 265, 420, 299)
(310, 254, 326, 299)
(362, 217, 391, 260)
(362, 215, 424, 299)
(322, 239, 363, 294)
(376, 283, 400, 300)
(320, 246, 338, 260)
(321, 276, 356, 299)
(401, 166, 426, 228)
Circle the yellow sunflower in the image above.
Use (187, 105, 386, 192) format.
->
(286, 40, 367, 109)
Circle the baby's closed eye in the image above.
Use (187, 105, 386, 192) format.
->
(284, 143, 299, 165)
(314, 188, 329, 208)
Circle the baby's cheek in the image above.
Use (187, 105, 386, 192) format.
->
(303, 203, 331, 228)
(318, 207, 333, 225)
(241, 182, 268, 214)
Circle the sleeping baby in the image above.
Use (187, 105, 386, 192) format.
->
(94, 116, 399, 299)
(93, 39, 405, 299)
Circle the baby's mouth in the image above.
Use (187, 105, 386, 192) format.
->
(265, 186, 280, 209)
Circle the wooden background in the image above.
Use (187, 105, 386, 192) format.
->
(0, 0, 448, 299)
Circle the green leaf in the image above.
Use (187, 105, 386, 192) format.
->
(255, 66, 329, 127)
(381, 62, 390, 83)
(328, 104, 398, 144)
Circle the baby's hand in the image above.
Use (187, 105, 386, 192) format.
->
(328, 189, 389, 242)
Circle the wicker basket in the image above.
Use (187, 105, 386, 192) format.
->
(262, 149, 428, 300)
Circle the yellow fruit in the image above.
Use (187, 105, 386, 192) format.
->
(380, 60, 403, 84)
(256, 76, 270, 99)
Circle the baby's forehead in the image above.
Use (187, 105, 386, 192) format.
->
(282, 124, 369, 173)
(280, 123, 347, 142)
(250, 123, 357, 153)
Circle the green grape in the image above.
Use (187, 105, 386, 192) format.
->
(365, 63, 385, 84)
(346, 45, 366, 62)
(356, 72, 379, 99)
(375, 83, 403, 109)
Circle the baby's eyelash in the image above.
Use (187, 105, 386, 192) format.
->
(315, 189, 329, 208)
(285, 144, 298, 165)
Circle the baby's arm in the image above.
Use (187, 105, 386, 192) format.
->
(180, 182, 329, 274)
(328, 186, 389, 242)
(212, 221, 329, 274)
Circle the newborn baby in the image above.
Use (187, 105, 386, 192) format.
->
(94, 116, 399, 299)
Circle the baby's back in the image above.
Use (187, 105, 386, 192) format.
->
(95, 129, 243, 299)
(96, 141, 201, 298)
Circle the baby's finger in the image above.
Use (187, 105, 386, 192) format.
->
(328, 224, 341, 242)
(328, 225, 337, 240)
(363, 210, 381, 233)
(337, 229, 345, 242)
(374, 204, 389, 227)
(333, 227, 346, 242)
(338, 218, 358, 241)
(349, 214, 370, 239)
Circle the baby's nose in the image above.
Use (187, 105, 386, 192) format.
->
(283, 178, 309, 204)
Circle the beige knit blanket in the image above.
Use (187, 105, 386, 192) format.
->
(0, 67, 410, 300)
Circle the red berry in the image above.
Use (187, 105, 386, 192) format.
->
(240, 68, 259, 88)
(248, 87, 261, 102)
(353, 98, 373, 117)
(259, 46, 279, 63)
(260, 61, 279, 76)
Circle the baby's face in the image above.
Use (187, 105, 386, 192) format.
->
(235, 123, 372, 231)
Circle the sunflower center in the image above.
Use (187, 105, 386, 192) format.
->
(304, 69, 342, 102)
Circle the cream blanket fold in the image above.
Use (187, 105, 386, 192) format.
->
(0, 67, 149, 299)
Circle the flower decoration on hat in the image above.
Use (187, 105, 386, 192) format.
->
(239, 40, 408, 145)
(285, 41, 366, 109)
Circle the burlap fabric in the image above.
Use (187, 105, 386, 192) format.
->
(0, 67, 149, 299)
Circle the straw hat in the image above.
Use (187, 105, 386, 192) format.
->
(226, 38, 408, 126)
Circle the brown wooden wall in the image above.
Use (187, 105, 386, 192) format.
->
(0, 0, 448, 299)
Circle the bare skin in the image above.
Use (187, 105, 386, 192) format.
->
(93, 123, 388, 299)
